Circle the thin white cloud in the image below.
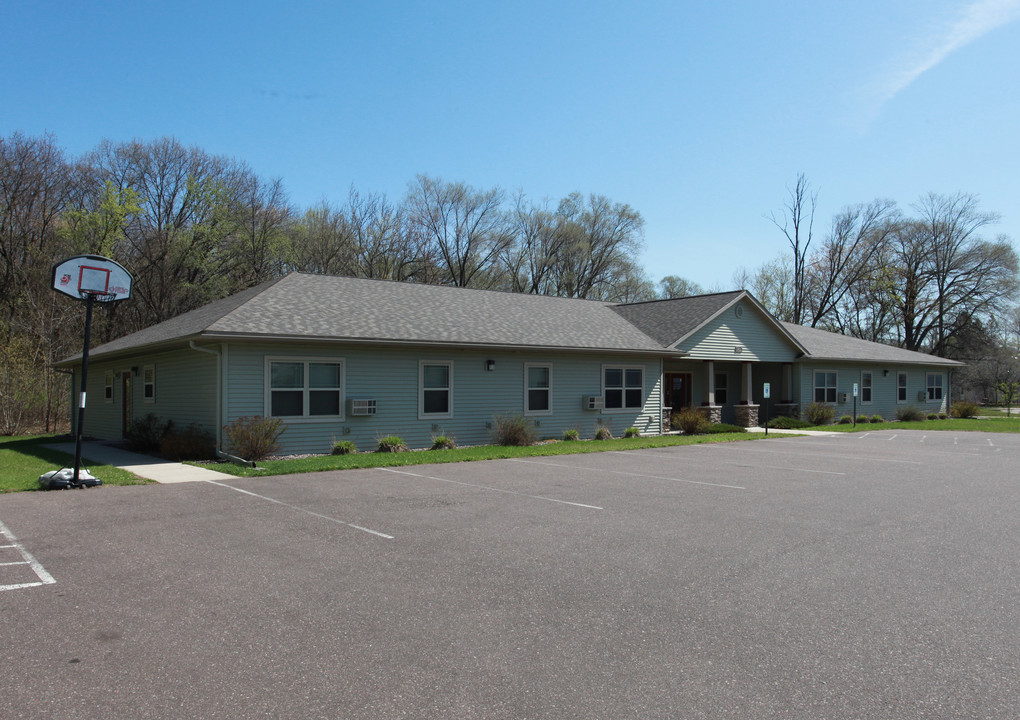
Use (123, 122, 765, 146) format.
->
(858, 0, 1020, 125)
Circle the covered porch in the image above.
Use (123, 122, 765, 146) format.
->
(662, 359, 799, 428)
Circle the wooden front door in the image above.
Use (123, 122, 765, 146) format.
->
(665, 372, 692, 411)
(122, 373, 133, 438)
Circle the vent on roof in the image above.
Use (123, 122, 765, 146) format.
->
(583, 395, 604, 410)
(349, 398, 377, 416)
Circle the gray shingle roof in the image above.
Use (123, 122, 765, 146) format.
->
(609, 291, 745, 346)
(781, 322, 962, 366)
(71, 273, 669, 362)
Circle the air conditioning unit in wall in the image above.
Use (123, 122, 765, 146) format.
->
(349, 398, 377, 416)
(583, 395, 604, 410)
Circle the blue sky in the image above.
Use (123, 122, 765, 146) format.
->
(3, 0, 1018, 290)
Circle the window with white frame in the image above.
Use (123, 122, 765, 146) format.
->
(267, 358, 344, 419)
(814, 371, 837, 403)
(861, 372, 872, 404)
(143, 364, 155, 403)
(715, 373, 728, 404)
(104, 371, 114, 403)
(420, 361, 453, 418)
(525, 363, 552, 415)
(604, 366, 643, 410)
(926, 373, 943, 400)
(897, 372, 908, 403)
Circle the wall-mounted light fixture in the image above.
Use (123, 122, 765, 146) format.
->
(486, 360, 495, 372)
(883, 369, 889, 377)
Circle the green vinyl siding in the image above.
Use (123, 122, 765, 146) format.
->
(793, 363, 949, 419)
(679, 300, 799, 362)
(225, 342, 662, 454)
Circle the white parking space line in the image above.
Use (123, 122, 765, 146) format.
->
(509, 457, 746, 490)
(202, 479, 394, 540)
(888, 434, 898, 441)
(0, 520, 56, 591)
(987, 438, 995, 447)
(719, 462, 846, 476)
(692, 443, 923, 466)
(378, 468, 604, 509)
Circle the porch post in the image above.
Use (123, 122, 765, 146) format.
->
(703, 360, 715, 405)
(741, 361, 753, 404)
(782, 362, 793, 403)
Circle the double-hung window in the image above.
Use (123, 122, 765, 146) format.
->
(897, 372, 908, 403)
(861, 372, 872, 404)
(525, 364, 552, 415)
(814, 371, 837, 403)
(715, 373, 728, 405)
(104, 371, 114, 403)
(268, 358, 344, 419)
(143, 364, 155, 403)
(604, 366, 643, 410)
(926, 373, 943, 400)
(420, 361, 453, 418)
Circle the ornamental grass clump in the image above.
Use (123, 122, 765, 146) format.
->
(870, 414, 885, 423)
(332, 440, 357, 455)
(224, 416, 285, 461)
(562, 428, 580, 441)
(624, 427, 641, 438)
(672, 408, 707, 435)
(805, 402, 835, 426)
(594, 425, 613, 440)
(895, 406, 926, 422)
(493, 414, 536, 446)
(430, 435, 456, 450)
(856, 415, 870, 424)
(838, 415, 853, 424)
(376, 436, 408, 453)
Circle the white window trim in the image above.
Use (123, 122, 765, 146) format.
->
(419, 360, 453, 420)
(104, 371, 114, 403)
(814, 370, 837, 404)
(524, 363, 553, 416)
(601, 364, 644, 413)
(264, 356, 346, 423)
(860, 371, 873, 405)
(926, 373, 944, 401)
(897, 371, 908, 404)
(142, 364, 156, 404)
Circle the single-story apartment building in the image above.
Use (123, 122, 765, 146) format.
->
(56, 272, 962, 454)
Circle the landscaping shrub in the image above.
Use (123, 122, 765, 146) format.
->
(838, 415, 853, 424)
(927, 413, 939, 420)
(430, 435, 456, 450)
(870, 414, 885, 423)
(703, 423, 746, 434)
(805, 402, 835, 426)
(951, 401, 980, 419)
(672, 407, 707, 434)
(895, 406, 926, 422)
(125, 413, 173, 452)
(856, 415, 870, 424)
(224, 416, 285, 461)
(492, 414, 536, 446)
(594, 425, 613, 440)
(332, 440, 357, 455)
(624, 427, 640, 438)
(938, 413, 947, 420)
(765, 415, 812, 429)
(160, 424, 215, 461)
(376, 435, 408, 452)
(562, 428, 580, 441)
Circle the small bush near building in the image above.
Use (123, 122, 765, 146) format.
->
(493, 414, 536, 446)
(225, 416, 285, 461)
(594, 425, 613, 440)
(672, 408, 707, 435)
(562, 428, 580, 441)
(805, 402, 836, 426)
(430, 435, 456, 450)
(895, 406, 926, 422)
(838, 415, 853, 424)
(951, 401, 980, 419)
(332, 440, 357, 455)
(765, 416, 812, 429)
(376, 436, 408, 453)
(927, 413, 939, 420)
(856, 415, 870, 424)
(126, 413, 173, 452)
(938, 413, 948, 419)
(871, 414, 885, 423)
(160, 424, 215, 461)
(624, 427, 640, 438)
(703, 423, 746, 434)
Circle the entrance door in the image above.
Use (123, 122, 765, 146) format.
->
(664, 372, 692, 411)
(122, 373, 133, 438)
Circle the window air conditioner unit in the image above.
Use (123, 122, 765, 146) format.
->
(583, 395, 604, 410)
(839, 392, 849, 403)
(917, 391, 926, 402)
(349, 398, 377, 416)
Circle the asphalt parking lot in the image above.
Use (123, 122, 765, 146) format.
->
(2, 430, 1018, 719)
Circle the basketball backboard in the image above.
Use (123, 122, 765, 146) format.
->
(52, 255, 133, 302)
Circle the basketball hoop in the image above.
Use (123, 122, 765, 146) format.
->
(79, 290, 118, 304)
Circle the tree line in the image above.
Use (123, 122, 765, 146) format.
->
(2, 135, 1017, 433)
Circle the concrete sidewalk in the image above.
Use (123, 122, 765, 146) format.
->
(44, 442, 237, 484)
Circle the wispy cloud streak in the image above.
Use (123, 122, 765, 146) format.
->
(860, 0, 1020, 123)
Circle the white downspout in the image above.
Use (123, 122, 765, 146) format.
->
(189, 341, 222, 451)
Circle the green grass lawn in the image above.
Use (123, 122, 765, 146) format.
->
(0, 435, 151, 493)
(191, 432, 767, 478)
(808, 416, 1020, 433)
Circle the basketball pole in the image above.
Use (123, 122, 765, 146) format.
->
(71, 293, 96, 487)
